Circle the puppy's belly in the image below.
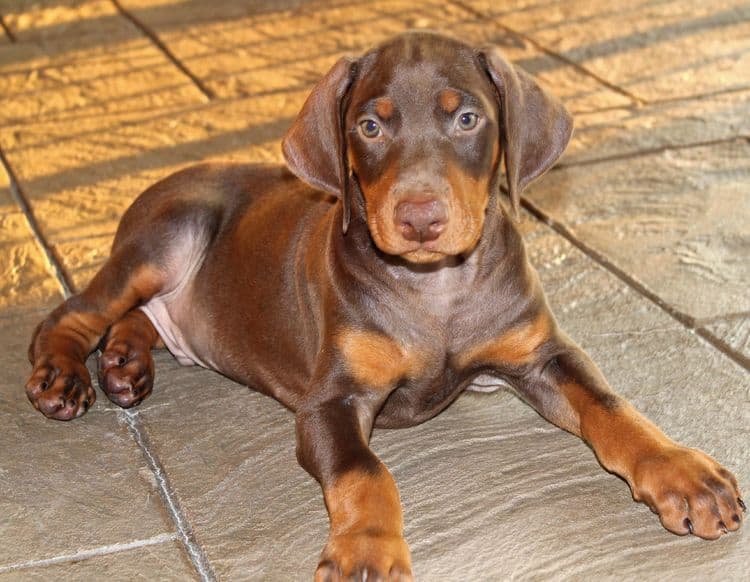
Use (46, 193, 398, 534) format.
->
(139, 297, 211, 368)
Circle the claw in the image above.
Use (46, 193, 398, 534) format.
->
(739, 498, 747, 513)
(683, 517, 693, 534)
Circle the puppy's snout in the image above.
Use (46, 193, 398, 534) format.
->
(394, 197, 447, 243)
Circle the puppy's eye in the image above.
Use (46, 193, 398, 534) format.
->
(359, 119, 382, 138)
(457, 112, 479, 131)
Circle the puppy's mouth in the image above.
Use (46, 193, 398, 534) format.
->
(367, 217, 483, 265)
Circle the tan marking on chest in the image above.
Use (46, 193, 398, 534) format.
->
(337, 330, 425, 389)
(458, 312, 551, 369)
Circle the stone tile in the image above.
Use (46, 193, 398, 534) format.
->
(1, 95, 297, 287)
(564, 89, 750, 165)
(703, 315, 750, 364)
(128, 216, 748, 580)
(0, 313, 176, 569)
(0, 1, 206, 259)
(0, 538, 195, 581)
(0, 17, 204, 130)
(526, 139, 750, 323)
(2, 1, 123, 43)
(119, 0, 629, 112)
(0, 165, 62, 312)
(465, 0, 750, 101)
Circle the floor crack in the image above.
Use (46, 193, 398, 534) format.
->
(0, 533, 178, 574)
(520, 196, 750, 372)
(110, 0, 215, 101)
(122, 409, 217, 582)
(0, 146, 74, 297)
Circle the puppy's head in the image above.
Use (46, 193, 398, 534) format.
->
(283, 31, 572, 264)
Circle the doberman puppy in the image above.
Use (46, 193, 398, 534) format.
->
(26, 32, 743, 580)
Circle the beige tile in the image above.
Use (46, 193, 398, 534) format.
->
(0, 314, 176, 568)
(466, 0, 750, 101)
(526, 139, 750, 322)
(0, 167, 62, 311)
(119, 0, 629, 112)
(0, 538, 195, 581)
(564, 89, 750, 165)
(2, 1, 122, 43)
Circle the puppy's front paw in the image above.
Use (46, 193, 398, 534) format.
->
(26, 355, 95, 420)
(631, 445, 743, 539)
(315, 532, 412, 582)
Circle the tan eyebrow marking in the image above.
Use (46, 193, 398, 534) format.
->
(374, 97, 394, 120)
(439, 89, 461, 114)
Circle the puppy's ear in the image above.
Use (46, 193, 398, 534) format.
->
(479, 48, 573, 219)
(282, 57, 358, 233)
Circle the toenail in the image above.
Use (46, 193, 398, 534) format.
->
(718, 520, 727, 533)
(738, 498, 747, 513)
(732, 514, 740, 523)
(683, 518, 693, 534)
(118, 356, 127, 366)
(40, 381, 48, 390)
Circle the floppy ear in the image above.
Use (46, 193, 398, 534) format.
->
(282, 57, 358, 233)
(479, 48, 573, 219)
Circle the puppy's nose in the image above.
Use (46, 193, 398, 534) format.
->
(394, 197, 448, 242)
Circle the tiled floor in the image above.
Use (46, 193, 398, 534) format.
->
(1, 1, 748, 580)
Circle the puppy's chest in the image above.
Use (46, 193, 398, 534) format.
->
(346, 284, 509, 385)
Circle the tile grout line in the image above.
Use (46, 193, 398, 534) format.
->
(0, 533, 178, 574)
(0, 13, 16, 42)
(123, 409, 217, 582)
(0, 146, 74, 298)
(520, 196, 750, 372)
(448, 0, 645, 106)
(109, 0, 215, 101)
(555, 135, 750, 170)
(1, 146, 214, 577)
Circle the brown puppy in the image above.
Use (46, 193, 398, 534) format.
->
(26, 32, 743, 580)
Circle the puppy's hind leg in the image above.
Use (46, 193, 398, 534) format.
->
(98, 309, 164, 409)
(26, 244, 166, 420)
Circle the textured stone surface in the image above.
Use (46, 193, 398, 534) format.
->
(120, 0, 630, 112)
(466, 0, 750, 101)
(0, 166, 62, 311)
(526, 139, 750, 323)
(0, 539, 195, 581)
(564, 89, 750, 165)
(2, 1, 123, 42)
(127, 216, 749, 581)
(0, 314, 177, 570)
(703, 315, 750, 364)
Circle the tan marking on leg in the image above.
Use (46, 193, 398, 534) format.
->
(325, 469, 404, 536)
(458, 311, 551, 369)
(99, 264, 164, 321)
(319, 469, 412, 579)
(336, 330, 425, 389)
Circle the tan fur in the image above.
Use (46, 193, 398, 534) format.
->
(439, 88, 461, 113)
(374, 97, 394, 120)
(458, 311, 550, 368)
(336, 330, 425, 389)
